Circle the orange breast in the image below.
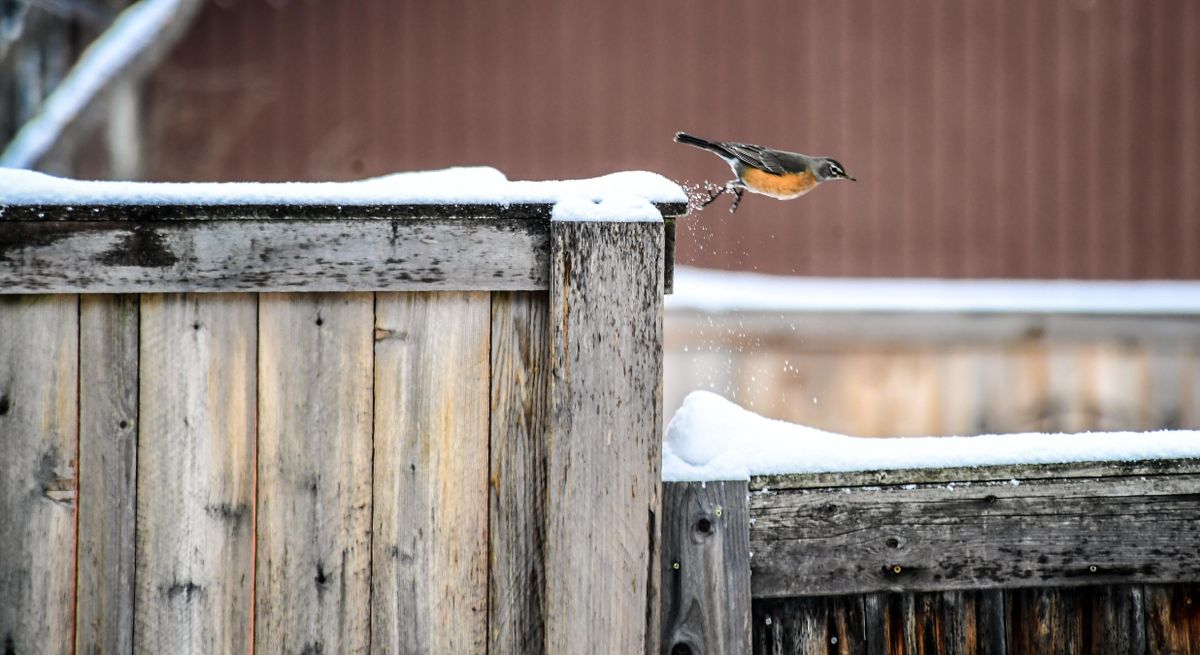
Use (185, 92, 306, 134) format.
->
(741, 167, 818, 199)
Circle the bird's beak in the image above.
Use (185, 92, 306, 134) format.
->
(846, 176, 857, 182)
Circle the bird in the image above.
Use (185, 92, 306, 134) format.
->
(674, 132, 855, 212)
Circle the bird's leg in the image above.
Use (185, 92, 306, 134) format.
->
(700, 182, 728, 208)
(729, 185, 745, 213)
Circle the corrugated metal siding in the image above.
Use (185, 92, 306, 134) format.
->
(144, 0, 1200, 279)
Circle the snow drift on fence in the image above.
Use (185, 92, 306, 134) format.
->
(663, 390, 1200, 481)
(665, 266, 1200, 315)
(0, 166, 685, 212)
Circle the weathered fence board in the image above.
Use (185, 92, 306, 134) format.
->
(1145, 585, 1200, 654)
(0, 295, 78, 655)
(488, 290, 551, 654)
(371, 291, 491, 654)
(0, 218, 548, 293)
(134, 293, 256, 653)
(749, 462, 1200, 598)
(76, 294, 139, 654)
(753, 594, 867, 655)
(545, 217, 664, 653)
(255, 292, 374, 654)
(1006, 586, 1146, 655)
(661, 480, 753, 655)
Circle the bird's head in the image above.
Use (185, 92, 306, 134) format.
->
(817, 158, 856, 182)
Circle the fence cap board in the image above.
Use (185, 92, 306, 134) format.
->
(0, 204, 682, 295)
(747, 456, 1200, 597)
(749, 457, 1200, 491)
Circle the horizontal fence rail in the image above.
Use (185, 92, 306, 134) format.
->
(662, 457, 1200, 654)
(0, 198, 683, 654)
(0, 202, 683, 293)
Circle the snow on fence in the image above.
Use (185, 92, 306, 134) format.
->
(0, 168, 686, 654)
(660, 392, 1200, 654)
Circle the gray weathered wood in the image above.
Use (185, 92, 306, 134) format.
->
(134, 293, 256, 653)
(255, 292, 374, 654)
(76, 294, 139, 655)
(371, 291, 490, 654)
(0, 295, 78, 655)
(489, 291, 551, 654)
(545, 216, 664, 654)
(661, 480, 752, 655)
(751, 458, 1200, 491)
(1145, 584, 1200, 654)
(0, 218, 549, 293)
(749, 461, 1200, 597)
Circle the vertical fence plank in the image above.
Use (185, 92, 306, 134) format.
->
(134, 293, 256, 654)
(0, 295, 78, 655)
(489, 291, 551, 655)
(1146, 584, 1199, 655)
(256, 292, 373, 654)
(661, 480, 752, 655)
(1007, 586, 1147, 655)
(753, 595, 866, 655)
(546, 217, 664, 653)
(371, 291, 490, 654)
(76, 294, 139, 654)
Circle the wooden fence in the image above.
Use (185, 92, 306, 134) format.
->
(661, 460, 1200, 654)
(0, 198, 683, 654)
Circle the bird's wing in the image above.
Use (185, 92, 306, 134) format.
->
(723, 143, 807, 175)
(758, 149, 810, 175)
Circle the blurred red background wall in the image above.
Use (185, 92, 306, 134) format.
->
(142, 0, 1200, 279)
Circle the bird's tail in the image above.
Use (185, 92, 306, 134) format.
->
(674, 132, 729, 156)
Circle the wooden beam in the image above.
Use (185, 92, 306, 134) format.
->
(661, 481, 753, 655)
(371, 291, 491, 654)
(134, 293, 256, 652)
(544, 215, 664, 653)
(488, 291, 551, 654)
(0, 295, 78, 655)
(0, 203, 686, 294)
(255, 292, 374, 654)
(749, 459, 1200, 598)
(0, 217, 549, 293)
(75, 294, 139, 654)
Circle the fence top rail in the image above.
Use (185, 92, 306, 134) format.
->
(746, 455, 1200, 597)
(0, 167, 685, 294)
(749, 456, 1200, 491)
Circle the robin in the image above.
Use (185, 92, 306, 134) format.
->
(675, 132, 855, 212)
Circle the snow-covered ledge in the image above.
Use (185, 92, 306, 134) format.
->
(664, 390, 1200, 481)
(0, 167, 686, 294)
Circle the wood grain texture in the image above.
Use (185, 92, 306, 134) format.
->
(1146, 584, 1200, 654)
(488, 291, 551, 654)
(749, 464, 1200, 597)
(751, 458, 1200, 492)
(753, 595, 866, 655)
(0, 218, 547, 293)
(134, 293, 256, 654)
(371, 291, 490, 654)
(545, 218, 664, 654)
(1006, 586, 1146, 655)
(0, 295, 78, 655)
(661, 481, 752, 655)
(255, 292, 374, 654)
(873, 591, 1006, 655)
(75, 294, 139, 655)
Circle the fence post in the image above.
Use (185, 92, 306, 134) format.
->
(660, 481, 753, 655)
(545, 214, 664, 653)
